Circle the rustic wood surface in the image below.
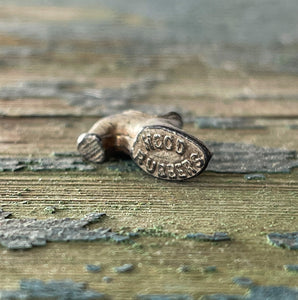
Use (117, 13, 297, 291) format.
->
(0, 2, 297, 299)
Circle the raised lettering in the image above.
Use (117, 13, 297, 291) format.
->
(146, 157, 157, 173)
(164, 135, 173, 151)
(175, 162, 187, 178)
(142, 134, 153, 151)
(167, 163, 177, 179)
(190, 153, 204, 169)
(153, 134, 163, 149)
(132, 125, 211, 180)
(157, 163, 167, 178)
(182, 159, 197, 176)
(176, 139, 186, 155)
(134, 149, 146, 165)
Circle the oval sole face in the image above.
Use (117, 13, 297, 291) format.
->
(131, 125, 212, 181)
(77, 133, 105, 163)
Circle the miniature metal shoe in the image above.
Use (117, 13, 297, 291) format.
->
(77, 110, 212, 181)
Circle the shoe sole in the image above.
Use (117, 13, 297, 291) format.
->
(77, 133, 105, 163)
(131, 125, 212, 181)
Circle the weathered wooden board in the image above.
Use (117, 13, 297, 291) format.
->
(0, 1, 297, 299)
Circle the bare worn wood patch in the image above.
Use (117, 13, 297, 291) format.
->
(0, 171, 297, 299)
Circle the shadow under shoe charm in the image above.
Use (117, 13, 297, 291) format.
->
(77, 110, 212, 181)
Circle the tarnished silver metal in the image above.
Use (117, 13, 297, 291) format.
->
(77, 110, 212, 180)
(132, 125, 211, 180)
(77, 133, 105, 163)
